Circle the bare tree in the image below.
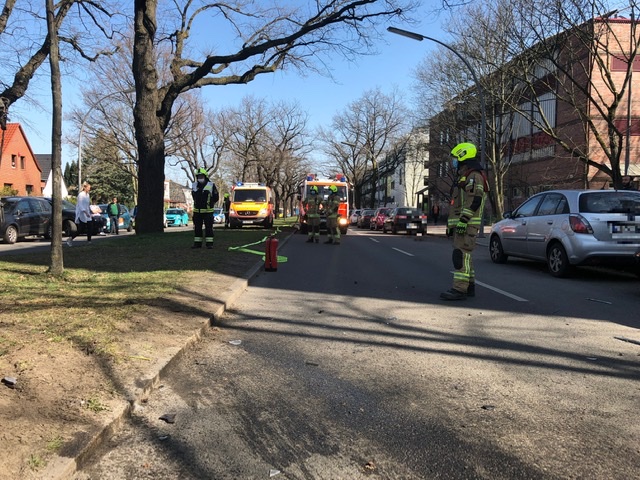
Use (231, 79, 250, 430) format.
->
(131, 0, 417, 233)
(46, 0, 64, 275)
(324, 87, 410, 208)
(498, 0, 640, 190)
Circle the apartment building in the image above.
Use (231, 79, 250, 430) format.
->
(427, 15, 640, 215)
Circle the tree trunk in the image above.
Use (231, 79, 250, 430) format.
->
(133, 0, 166, 234)
(47, 0, 64, 276)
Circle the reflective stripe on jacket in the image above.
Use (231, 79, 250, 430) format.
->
(192, 181, 216, 213)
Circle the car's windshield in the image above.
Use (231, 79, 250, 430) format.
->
(580, 191, 640, 214)
(234, 189, 267, 202)
(397, 208, 418, 215)
(306, 185, 347, 202)
(1, 199, 17, 213)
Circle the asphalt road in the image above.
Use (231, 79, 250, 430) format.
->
(74, 229, 640, 480)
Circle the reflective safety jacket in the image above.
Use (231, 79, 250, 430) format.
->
(303, 196, 323, 217)
(192, 181, 216, 213)
(325, 193, 340, 217)
(448, 167, 488, 229)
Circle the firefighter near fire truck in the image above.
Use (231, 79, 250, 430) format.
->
(303, 185, 322, 243)
(298, 173, 349, 236)
(324, 184, 341, 245)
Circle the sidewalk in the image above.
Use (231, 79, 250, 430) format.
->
(38, 251, 273, 480)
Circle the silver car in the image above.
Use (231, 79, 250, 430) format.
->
(489, 189, 640, 277)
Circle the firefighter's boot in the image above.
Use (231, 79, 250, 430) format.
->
(191, 243, 202, 249)
(324, 238, 333, 244)
(440, 289, 467, 301)
(467, 284, 475, 297)
(306, 237, 314, 243)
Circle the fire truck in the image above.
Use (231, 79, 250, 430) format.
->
(298, 173, 349, 234)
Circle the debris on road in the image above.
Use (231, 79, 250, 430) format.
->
(159, 413, 176, 424)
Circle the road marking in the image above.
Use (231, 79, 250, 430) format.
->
(392, 247, 414, 257)
(369, 237, 380, 243)
(475, 279, 528, 302)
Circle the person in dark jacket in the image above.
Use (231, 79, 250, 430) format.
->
(223, 193, 231, 228)
(191, 168, 218, 249)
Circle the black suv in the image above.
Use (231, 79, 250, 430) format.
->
(1, 196, 54, 244)
(382, 207, 428, 234)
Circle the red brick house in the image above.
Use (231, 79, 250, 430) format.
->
(0, 123, 43, 195)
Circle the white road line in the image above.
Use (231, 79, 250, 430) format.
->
(475, 279, 528, 302)
(369, 237, 380, 243)
(392, 247, 414, 257)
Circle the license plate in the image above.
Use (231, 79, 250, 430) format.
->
(243, 220, 254, 224)
(406, 224, 417, 229)
(610, 222, 640, 234)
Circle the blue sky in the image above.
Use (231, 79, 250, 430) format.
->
(9, 7, 445, 184)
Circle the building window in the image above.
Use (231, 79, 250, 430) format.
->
(611, 54, 640, 72)
(26, 185, 33, 195)
(4, 183, 12, 190)
(20, 156, 25, 169)
(11, 155, 16, 168)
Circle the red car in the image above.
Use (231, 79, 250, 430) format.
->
(370, 207, 392, 231)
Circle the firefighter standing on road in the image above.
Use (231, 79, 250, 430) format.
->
(191, 167, 217, 249)
(440, 143, 488, 300)
(304, 186, 322, 243)
(324, 184, 341, 245)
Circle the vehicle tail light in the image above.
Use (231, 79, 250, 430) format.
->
(569, 214, 593, 234)
(397, 215, 407, 219)
(420, 215, 427, 219)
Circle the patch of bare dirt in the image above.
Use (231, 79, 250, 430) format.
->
(0, 269, 254, 480)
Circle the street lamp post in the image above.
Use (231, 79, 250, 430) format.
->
(387, 27, 487, 168)
(77, 88, 135, 193)
(388, 26, 487, 235)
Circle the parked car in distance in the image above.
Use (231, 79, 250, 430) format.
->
(489, 189, 640, 277)
(1, 196, 53, 244)
(213, 207, 225, 224)
(44, 197, 80, 237)
(382, 207, 428, 234)
(165, 208, 189, 227)
(349, 209, 362, 225)
(357, 209, 376, 229)
(370, 207, 392, 231)
(97, 203, 133, 233)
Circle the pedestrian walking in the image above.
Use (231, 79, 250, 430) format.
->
(106, 197, 120, 234)
(223, 193, 231, 228)
(440, 143, 488, 300)
(303, 185, 322, 243)
(324, 184, 341, 245)
(67, 181, 93, 246)
(191, 167, 219, 249)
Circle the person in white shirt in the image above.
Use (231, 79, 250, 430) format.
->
(67, 182, 93, 246)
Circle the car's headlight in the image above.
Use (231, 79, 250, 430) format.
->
(259, 208, 267, 215)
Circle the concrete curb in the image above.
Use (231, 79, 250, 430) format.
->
(40, 232, 293, 480)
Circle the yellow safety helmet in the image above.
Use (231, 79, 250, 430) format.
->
(195, 167, 208, 177)
(224, 193, 229, 198)
(451, 143, 477, 162)
(310, 185, 319, 194)
(329, 185, 338, 193)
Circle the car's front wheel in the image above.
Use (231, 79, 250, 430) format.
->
(547, 242, 572, 277)
(3, 225, 18, 244)
(489, 235, 508, 264)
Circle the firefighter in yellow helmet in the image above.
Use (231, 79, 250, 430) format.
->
(440, 143, 488, 300)
(191, 167, 218, 249)
(324, 184, 341, 245)
(303, 185, 322, 243)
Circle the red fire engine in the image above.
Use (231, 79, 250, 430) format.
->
(298, 173, 349, 234)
